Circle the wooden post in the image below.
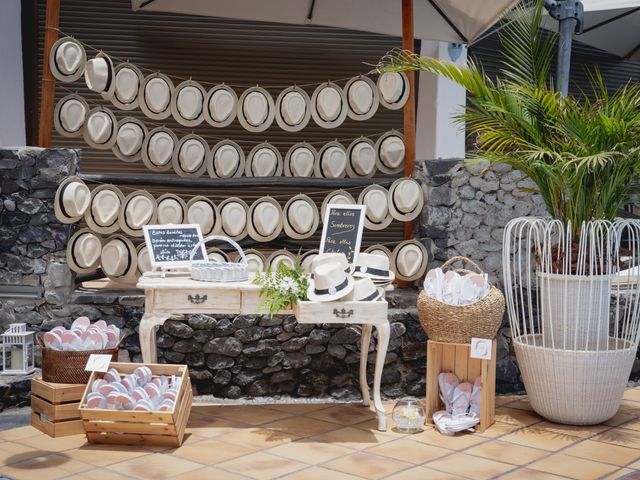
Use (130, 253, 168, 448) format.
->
(38, 0, 61, 147)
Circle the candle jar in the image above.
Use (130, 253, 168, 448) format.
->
(392, 399, 426, 433)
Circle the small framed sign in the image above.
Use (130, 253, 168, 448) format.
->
(143, 224, 207, 268)
(319, 204, 366, 264)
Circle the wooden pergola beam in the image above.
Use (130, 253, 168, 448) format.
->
(402, 0, 416, 241)
(38, 0, 60, 147)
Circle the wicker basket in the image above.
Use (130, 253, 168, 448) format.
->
(417, 256, 505, 343)
(189, 235, 248, 282)
(37, 335, 121, 384)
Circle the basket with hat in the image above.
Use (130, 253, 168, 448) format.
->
(189, 235, 249, 282)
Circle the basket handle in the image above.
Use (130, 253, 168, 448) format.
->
(441, 256, 484, 274)
(189, 235, 247, 265)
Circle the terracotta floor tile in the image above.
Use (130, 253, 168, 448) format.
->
(508, 399, 535, 412)
(170, 466, 252, 480)
(170, 438, 254, 464)
(465, 440, 548, 465)
(350, 416, 414, 439)
(63, 443, 151, 466)
(410, 427, 487, 450)
(267, 440, 354, 464)
(474, 421, 522, 438)
(307, 426, 395, 450)
(605, 412, 638, 427)
(528, 454, 619, 479)
(501, 427, 582, 451)
(216, 451, 307, 480)
(623, 389, 640, 403)
(306, 405, 378, 425)
(75, 470, 132, 480)
(186, 416, 253, 438)
(262, 416, 341, 437)
(108, 452, 203, 479)
(533, 421, 610, 439)
(425, 453, 515, 480)
(264, 403, 333, 414)
(17, 432, 87, 452)
(218, 427, 300, 450)
(495, 407, 544, 427)
(601, 468, 639, 479)
(619, 401, 640, 416)
(323, 451, 412, 480)
(498, 468, 573, 479)
(563, 439, 640, 466)
(280, 466, 364, 480)
(0, 425, 41, 441)
(385, 466, 464, 480)
(0, 453, 92, 480)
(592, 427, 640, 449)
(496, 395, 523, 406)
(216, 405, 295, 425)
(0, 440, 44, 466)
(365, 438, 452, 464)
(625, 458, 640, 469)
(616, 419, 640, 432)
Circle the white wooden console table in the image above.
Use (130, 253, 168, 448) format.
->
(136, 273, 391, 430)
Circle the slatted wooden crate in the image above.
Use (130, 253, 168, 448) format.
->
(79, 363, 192, 447)
(31, 378, 85, 437)
(425, 340, 496, 433)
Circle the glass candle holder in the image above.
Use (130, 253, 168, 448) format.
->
(392, 399, 426, 433)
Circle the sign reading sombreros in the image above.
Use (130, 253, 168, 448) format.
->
(391, 239, 429, 281)
(156, 193, 187, 225)
(247, 197, 283, 243)
(171, 80, 206, 127)
(316, 141, 348, 179)
(283, 194, 319, 240)
(388, 177, 424, 222)
(218, 197, 249, 241)
(85, 184, 124, 234)
(54, 94, 89, 138)
(344, 76, 379, 121)
(245, 143, 283, 177)
(207, 140, 244, 178)
(118, 190, 157, 237)
(66, 228, 102, 274)
(358, 184, 393, 231)
(54, 176, 91, 224)
(346, 137, 377, 178)
(172, 134, 208, 177)
(113, 117, 147, 162)
(139, 72, 175, 120)
(186, 196, 220, 236)
(319, 203, 366, 264)
(83, 107, 118, 150)
(142, 127, 177, 172)
(49, 37, 86, 82)
(204, 84, 238, 128)
(111, 63, 144, 111)
(284, 143, 317, 177)
(237, 86, 275, 132)
(275, 86, 311, 132)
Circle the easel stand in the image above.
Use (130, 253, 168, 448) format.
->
(425, 340, 496, 433)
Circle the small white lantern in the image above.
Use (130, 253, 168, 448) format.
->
(1, 323, 35, 375)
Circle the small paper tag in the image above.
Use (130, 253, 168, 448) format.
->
(85, 354, 112, 372)
(470, 338, 492, 360)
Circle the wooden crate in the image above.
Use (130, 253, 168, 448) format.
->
(79, 362, 192, 447)
(31, 378, 85, 437)
(425, 340, 497, 433)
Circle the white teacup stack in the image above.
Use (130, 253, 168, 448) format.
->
(42, 316, 120, 351)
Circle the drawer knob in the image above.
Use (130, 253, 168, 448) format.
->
(333, 308, 354, 319)
(188, 294, 208, 304)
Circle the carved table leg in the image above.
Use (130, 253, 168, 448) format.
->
(359, 324, 372, 407)
(373, 321, 390, 431)
(139, 313, 170, 363)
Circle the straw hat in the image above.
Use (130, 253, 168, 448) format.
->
(172, 134, 209, 177)
(219, 197, 249, 241)
(171, 80, 206, 127)
(84, 52, 115, 99)
(139, 73, 175, 120)
(49, 37, 86, 82)
(344, 76, 379, 121)
(267, 250, 296, 271)
(275, 86, 311, 132)
(284, 143, 317, 177)
(375, 131, 405, 174)
(315, 141, 347, 179)
(207, 140, 245, 178)
(311, 82, 348, 129)
(309, 253, 353, 276)
(186, 196, 220, 236)
(54, 176, 91, 224)
(377, 72, 410, 110)
(388, 177, 424, 222)
(204, 84, 238, 128)
(344, 277, 384, 302)
(83, 107, 118, 150)
(346, 138, 377, 178)
(101, 235, 138, 284)
(237, 86, 275, 133)
(113, 117, 147, 162)
(247, 197, 283, 242)
(300, 249, 319, 274)
(245, 143, 283, 177)
(118, 190, 158, 237)
(111, 63, 144, 111)
(358, 185, 393, 230)
(307, 262, 354, 302)
(66, 228, 102, 274)
(136, 244, 153, 275)
(84, 184, 125, 234)
(237, 249, 267, 273)
(141, 127, 177, 172)
(353, 252, 395, 282)
(391, 240, 429, 281)
(156, 193, 187, 225)
(364, 244, 393, 262)
(207, 248, 230, 263)
(321, 190, 355, 222)
(54, 94, 89, 138)
(283, 194, 319, 240)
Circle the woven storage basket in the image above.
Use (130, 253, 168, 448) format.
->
(37, 335, 121, 384)
(417, 256, 505, 343)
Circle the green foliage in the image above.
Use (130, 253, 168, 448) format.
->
(253, 256, 309, 316)
(377, 0, 640, 234)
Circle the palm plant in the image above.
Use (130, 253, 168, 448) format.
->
(377, 0, 640, 235)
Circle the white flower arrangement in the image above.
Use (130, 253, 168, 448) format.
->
(253, 258, 309, 316)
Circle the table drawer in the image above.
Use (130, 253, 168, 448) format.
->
(152, 289, 241, 313)
(295, 300, 388, 325)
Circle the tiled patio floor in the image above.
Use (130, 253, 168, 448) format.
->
(4, 390, 640, 480)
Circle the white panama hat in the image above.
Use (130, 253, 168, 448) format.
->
(311, 82, 348, 129)
(344, 76, 379, 121)
(141, 127, 177, 173)
(309, 253, 353, 276)
(358, 184, 393, 231)
(172, 134, 209, 177)
(136, 244, 153, 275)
(284, 143, 317, 177)
(49, 37, 86, 82)
(375, 131, 405, 174)
(391, 240, 429, 282)
(54, 176, 91, 224)
(237, 86, 275, 133)
(247, 197, 283, 242)
(111, 63, 144, 111)
(66, 228, 103, 274)
(353, 252, 395, 282)
(101, 235, 138, 284)
(171, 80, 206, 127)
(245, 143, 283, 177)
(346, 138, 377, 178)
(388, 177, 424, 222)
(300, 249, 319, 274)
(204, 84, 238, 128)
(275, 86, 311, 132)
(207, 140, 245, 179)
(84, 184, 125, 234)
(54, 94, 89, 138)
(267, 249, 296, 271)
(84, 52, 115, 99)
(156, 193, 187, 225)
(219, 197, 249, 241)
(344, 277, 384, 302)
(112, 117, 147, 163)
(237, 249, 266, 273)
(186, 196, 220, 236)
(364, 244, 393, 261)
(377, 72, 410, 110)
(283, 194, 319, 240)
(118, 190, 158, 237)
(139, 73, 175, 120)
(83, 107, 118, 150)
(207, 248, 230, 263)
(321, 190, 355, 222)
(315, 141, 347, 179)
(307, 262, 355, 302)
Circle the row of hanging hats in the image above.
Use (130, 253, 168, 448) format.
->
(50, 37, 409, 132)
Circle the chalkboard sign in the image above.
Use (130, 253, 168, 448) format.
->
(319, 204, 366, 264)
(142, 224, 206, 268)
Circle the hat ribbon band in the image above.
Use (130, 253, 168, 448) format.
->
(357, 290, 380, 302)
(314, 277, 349, 296)
(354, 266, 390, 277)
